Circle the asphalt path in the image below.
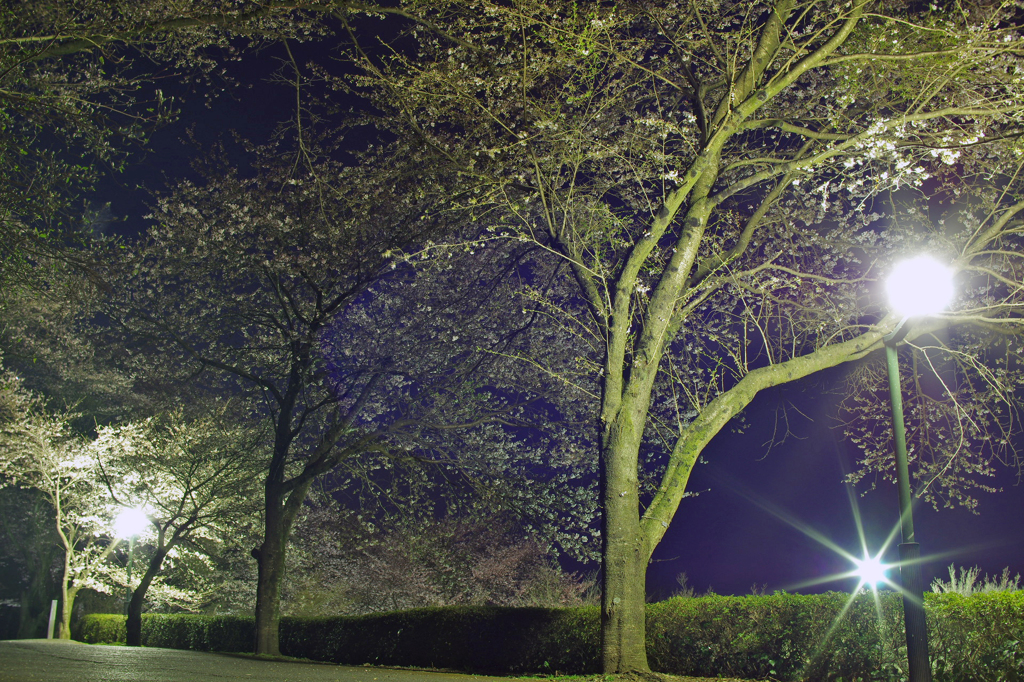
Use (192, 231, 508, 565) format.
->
(0, 640, 510, 682)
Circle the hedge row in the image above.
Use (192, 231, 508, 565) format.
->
(281, 605, 599, 673)
(76, 613, 253, 653)
(75, 591, 1024, 681)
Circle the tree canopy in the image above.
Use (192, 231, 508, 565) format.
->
(100, 127, 598, 652)
(0, 369, 121, 638)
(4, 0, 1024, 671)
(344, 0, 1024, 671)
(91, 408, 265, 645)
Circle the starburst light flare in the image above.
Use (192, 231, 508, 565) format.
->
(852, 553, 890, 590)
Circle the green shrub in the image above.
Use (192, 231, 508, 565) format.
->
(928, 591, 1024, 682)
(74, 613, 252, 652)
(73, 591, 1024, 681)
(280, 605, 599, 673)
(647, 591, 901, 681)
(141, 614, 253, 652)
(74, 614, 126, 644)
(931, 564, 1023, 596)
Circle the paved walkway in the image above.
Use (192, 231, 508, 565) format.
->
(0, 640, 509, 682)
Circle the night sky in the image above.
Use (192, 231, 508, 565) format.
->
(87, 40, 1024, 602)
(649, 364, 1024, 599)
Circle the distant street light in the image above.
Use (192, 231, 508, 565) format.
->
(852, 553, 889, 589)
(114, 507, 149, 616)
(883, 254, 954, 682)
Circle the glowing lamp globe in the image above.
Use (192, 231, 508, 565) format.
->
(114, 507, 149, 539)
(853, 554, 889, 588)
(885, 255, 954, 317)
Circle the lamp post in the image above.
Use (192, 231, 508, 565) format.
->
(114, 507, 149, 616)
(883, 255, 954, 682)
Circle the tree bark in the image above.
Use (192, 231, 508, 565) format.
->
(58, 585, 81, 640)
(600, 474, 650, 672)
(57, 551, 73, 639)
(126, 548, 169, 646)
(599, 406, 651, 672)
(253, 479, 310, 655)
(253, 531, 285, 655)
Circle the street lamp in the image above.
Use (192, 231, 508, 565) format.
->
(883, 254, 954, 682)
(114, 507, 149, 616)
(852, 552, 889, 590)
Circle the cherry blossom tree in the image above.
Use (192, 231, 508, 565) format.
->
(0, 369, 121, 639)
(100, 124, 597, 653)
(285, 506, 594, 616)
(89, 408, 265, 646)
(344, 0, 1024, 670)
(0, 0, 413, 293)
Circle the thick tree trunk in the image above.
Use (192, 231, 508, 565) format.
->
(126, 548, 168, 646)
(601, 497, 650, 672)
(253, 480, 310, 655)
(253, 525, 286, 655)
(600, 417, 651, 673)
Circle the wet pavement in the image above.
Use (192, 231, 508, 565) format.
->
(0, 640, 509, 682)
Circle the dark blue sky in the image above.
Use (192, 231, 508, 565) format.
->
(648, 365, 1024, 598)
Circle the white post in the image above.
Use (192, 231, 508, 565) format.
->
(46, 600, 57, 639)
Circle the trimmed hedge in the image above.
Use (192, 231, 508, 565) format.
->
(647, 592, 903, 680)
(75, 591, 1024, 681)
(281, 605, 599, 673)
(927, 591, 1024, 682)
(76, 613, 126, 645)
(142, 614, 254, 653)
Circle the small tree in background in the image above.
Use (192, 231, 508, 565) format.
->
(0, 369, 120, 638)
(102, 123, 598, 652)
(285, 505, 594, 617)
(91, 408, 265, 646)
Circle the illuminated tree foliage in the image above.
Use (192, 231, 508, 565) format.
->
(0, 369, 120, 639)
(0, 0, 382, 292)
(90, 409, 265, 646)
(346, 0, 1024, 671)
(103, 129, 597, 654)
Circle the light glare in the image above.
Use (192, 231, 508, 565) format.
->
(114, 507, 149, 539)
(853, 554, 889, 587)
(886, 255, 954, 317)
